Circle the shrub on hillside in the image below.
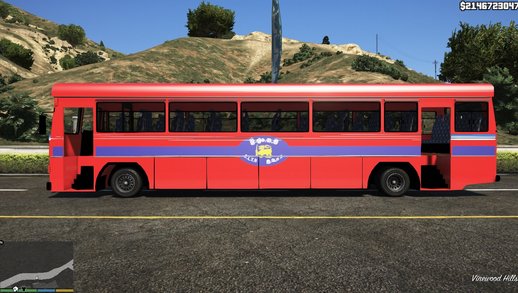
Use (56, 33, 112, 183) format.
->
(0, 38, 34, 70)
(58, 24, 86, 46)
(352, 55, 407, 81)
(74, 51, 104, 66)
(395, 59, 406, 68)
(59, 55, 76, 70)
(186, 2, 235, 39)
(0, 2, 9, 19)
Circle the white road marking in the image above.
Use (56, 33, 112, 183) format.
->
(0, 189, 28, 192)
(466, 188, 518, 192)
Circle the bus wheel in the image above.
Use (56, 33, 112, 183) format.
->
(378, 167, 410, 197)
(111, 168, 143, 197)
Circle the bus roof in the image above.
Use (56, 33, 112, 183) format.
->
(52, 83, 494, 98)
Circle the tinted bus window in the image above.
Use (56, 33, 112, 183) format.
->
(313, 102, 380, 132)
(97, 102, 165, 132)
(384, 102, 418, 132)
(169, 102, 237, 132)
(455, 102, 488, 132)
(241, 102, 309, 132)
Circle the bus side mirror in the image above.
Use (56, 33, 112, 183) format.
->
(38, 114, 47, 135)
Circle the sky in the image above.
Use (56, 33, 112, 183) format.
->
(4, 0, 517, 78)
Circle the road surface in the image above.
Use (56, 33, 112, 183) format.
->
(0, 175, 516, 292)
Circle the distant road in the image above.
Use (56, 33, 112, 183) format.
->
(1, 145, 518, 154)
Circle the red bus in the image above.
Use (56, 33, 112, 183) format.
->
(45, 83, 499, 197)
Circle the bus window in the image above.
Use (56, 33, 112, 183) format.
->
(241, 102, 309, 132)
(384, 102, 418, 132)
(97, 102, 165, 132)
(169, 102, 237, 132)
(313, 102, 380, 132)
(455, 102, 488, 132)
(64, 108, 81, 134)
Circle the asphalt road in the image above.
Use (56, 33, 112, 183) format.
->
(0, 176, 517, 292)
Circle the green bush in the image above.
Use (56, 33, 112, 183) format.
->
(0, 38, 34, 70)
(497, 152, 518, 173)
(0, 93, 40, 140)
(58, 24, 86, 46)
(352, 55, 407, 81)
(186, 2, 235, 39)
(0, 2, 9, 19)
(283, 44, 315, 66)
(74, 51, 104, 66)
(0, 154, 48, 173)
(395, 59, 406, 68)
(59, 54, 76, 70)
(5, 9, 25, 24)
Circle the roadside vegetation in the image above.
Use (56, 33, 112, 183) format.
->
(1, 152, 516, 174)
(0, 154, 48, 173)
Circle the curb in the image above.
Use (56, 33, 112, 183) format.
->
(0, 174, 48, 176)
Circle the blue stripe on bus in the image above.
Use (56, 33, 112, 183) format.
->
(52, 146, 63, 157)
(95, 146, 422, 157)
(451, 134, 496, 140)
(452, 146, 495, 156)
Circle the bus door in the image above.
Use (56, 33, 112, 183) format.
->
(420, 100, 452, 189)
(63, 107, 94, 190)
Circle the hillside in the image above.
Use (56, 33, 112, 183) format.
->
(0, 0, 121, 78)
(2, 31, 437, 111)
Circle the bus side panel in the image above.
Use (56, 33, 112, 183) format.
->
(311, 157, 362, 188)
(362, 157, 422, 189)
(450, 156, 496, 190)
(259, 157, 310, 189)
(155, 158, 206, 189)
(207, 157, 258, 189)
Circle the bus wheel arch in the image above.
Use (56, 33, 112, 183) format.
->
(96, 163, 150, 195)
(368, 162, 420, 195)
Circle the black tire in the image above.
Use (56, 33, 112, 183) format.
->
(111, 168, 143, 197)
(378, 167, 410, 197)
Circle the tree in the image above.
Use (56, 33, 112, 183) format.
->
(440, 21, 518, 82)
(483, 66, 518, 128)
(0, 38, 34, 70)
(99, 40, 105, 48)
(58, 24, 86, 46)
(186, 2, 235, 39)
(440, 21, 518, 131)
(0, 93, 39, 140)
(322, 36, 330, 45)
(74, 51, 104, 66)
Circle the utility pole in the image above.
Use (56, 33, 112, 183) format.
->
(376, 33, 378, 54)
(433, 60, 438, 80)
(271, 0, 282, 83)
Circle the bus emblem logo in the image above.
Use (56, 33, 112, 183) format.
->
(256, 144, 272, 158)
(240, 136, 287, 166)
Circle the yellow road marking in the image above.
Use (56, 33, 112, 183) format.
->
(0, 215, 517, 220)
